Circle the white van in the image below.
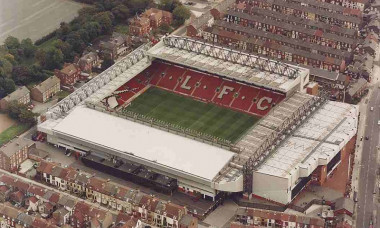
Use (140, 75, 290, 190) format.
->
(371, 107, 374, 111)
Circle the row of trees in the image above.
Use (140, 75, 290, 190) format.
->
(0, 37, 52, 98)
(1, 0, 191, 99)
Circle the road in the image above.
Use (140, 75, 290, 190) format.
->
(355, 66, 380, 227)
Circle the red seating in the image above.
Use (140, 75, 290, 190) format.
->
(192, 75, 223, 101)
(113, 60, 286, 116)
(174, 71, 204, 95)
(231, 85, 260, 112)
(149, 62, 168, 85)
(157, 65, 186, 90)
(212, 80, 242, 107)
(249, 90, 285, 116)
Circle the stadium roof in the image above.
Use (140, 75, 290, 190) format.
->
(257, 101, 357, 178)
(52, 106, 234, 181)
(214, 96, 358, 186)
(147, 36, 309, 94)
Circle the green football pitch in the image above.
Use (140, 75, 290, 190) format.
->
(122, 87, 259, 142)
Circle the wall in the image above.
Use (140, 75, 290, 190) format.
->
(252, 172, 289, 205)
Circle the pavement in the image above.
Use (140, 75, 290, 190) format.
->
(352, 50, 380, 228)
(202, 200, 238, 228)
(31, 98, 58, 114)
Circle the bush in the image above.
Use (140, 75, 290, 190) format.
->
(34, 31, 57, 46)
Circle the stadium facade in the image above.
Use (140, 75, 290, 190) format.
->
(38, 36, 358, 205)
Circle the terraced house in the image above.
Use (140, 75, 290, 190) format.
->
(36, 160, 197, 228)
(201, 26, 346, 72)
(241, 0, 362, 29)
(224, 7, 356, 51)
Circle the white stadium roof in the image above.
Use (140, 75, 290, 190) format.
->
(53, 106, 234, 181)
(214, 96, 358, 188)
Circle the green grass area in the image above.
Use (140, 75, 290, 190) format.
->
(0, 123, 31, 146)
(56, 90, 71, 99)
(114, 24, 129, 34)
(123, 87, 259, 142)
(37, 37, 58, 50)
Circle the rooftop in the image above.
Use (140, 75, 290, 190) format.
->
(0, 138, 34, 157)
(214, 93, 357, 187)
(1, 86, 30, 102)
(52, 106, 234, 181)
(32, 76, 60, 94)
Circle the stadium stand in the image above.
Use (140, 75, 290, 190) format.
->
(109, 60, 286, 116)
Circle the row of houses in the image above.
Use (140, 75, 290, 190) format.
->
(230, 196, 354, 228)
(201, 25, 346, 72)
(285, 0, 365, 16)
(211, 20, 351, 60)
(243, 0, 362, 29)
(0, 202, 59, 228)
(35, 159, 197, 228)
(224, 6, 356, 51)
(319, 0, 369, 11)
(0, 173, 116, 228)
(0, 75, 60, 111)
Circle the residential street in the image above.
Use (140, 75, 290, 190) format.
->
(354, 55, 380, 227)
(355, 86, 380, 228)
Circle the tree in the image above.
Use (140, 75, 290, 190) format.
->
(125, 0, 153, 15)
(0, 78, 16, 98)
(84, 22, 102, 41)
(66, 32, 86, 54)
(29, 65, 50, 82)
(112, 4, 130, 21)
(173, 5, 191, 25)
(44, 47, 64, 70)
(159, 0, 181, 12)
(0, 58, 13, 77)
(7, 101, 37, 124)
(7, 101, 22, 120)
(159, 23, 172, 34)
(94, 12, 114, 34)
(19, 108, 37, 124)
(4, 36, 20, 50)
(56, 22, 72, 39)
(53, 39, 74, 62)
(101, 57, 115, 71)
(3, 53, 16, 65)
(35, 49, 46, 66)
(20, 38, 37, 58)
(12, 65, 31, 85)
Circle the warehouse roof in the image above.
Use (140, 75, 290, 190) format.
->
(53, 106, 234, 181)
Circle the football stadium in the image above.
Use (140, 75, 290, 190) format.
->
(38, 36, 358, 205)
